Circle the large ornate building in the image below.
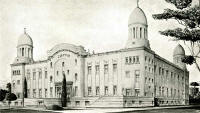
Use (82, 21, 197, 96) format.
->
(10, 3, 189, 107)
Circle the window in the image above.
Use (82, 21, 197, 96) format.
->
(50, 87, 53, 97)
(88, 87, 92, 96)
(88, 66, 92, 75)
(125, 71, 130, 78)
(45, 89, 47, 98)
(75, 101, 80, 106)
(33, 72, 36, 80)
(67, 70, 70, 75)
(162, 68, 164, 75)
(140, 27, 142, 38)
(62, 62, 65, 67)
(135, 89, 140, 97)
(27, 89, 30, 98)
(75, 86, 78, 96)
(39, 89, 42, 98)
(75, 73, 78, 81)
(159, 67, 161, 75)
(133, 28, 135, 38)
(113, 85, 117, 95)
(129, 56, 132, 63)
(50, 76, 53, 82)
(22, 48, 24, 56)
(145, 56, 147, 62)
(167, 88, 169, 97)
(17, 80, 20, 85)
(96, 86, 100, 96)
(162, 87, 164, 96)
(105, 86, 108, 95)
(45, 71, 47, 79)
(50, 62, 53, 68)
(113, 64, 117, 74)
(75, 59, 77, 65)
(135, 70, 140, 83)
(39, 71, 42, 79)
(136, 56, 139, 63)
(125, 57, 129, 64)
(104, 64, 108, 74)
(126, 89, 131, 96)
(95, 65, 100, 75)
(57, 71, 59, 76)
(159, 87, 161, 96)
(33, 89, 36, 98)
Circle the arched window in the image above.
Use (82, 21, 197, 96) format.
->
(144, 28, 146, 39)
(28, 48, 30, 57)
(140, 27, 142, 38)
(133, 28, 135, 38)
(22, 48, 24, 56)
(50, 62, 52, 68)
(136, 27, 138, 38)
(62, 62, 65, 67)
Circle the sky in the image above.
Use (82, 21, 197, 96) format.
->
(0, 0, 200, 87)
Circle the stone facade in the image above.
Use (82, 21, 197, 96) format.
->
(10, 4, 189, 107)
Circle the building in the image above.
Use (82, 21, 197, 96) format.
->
(10, 3, 189, 107)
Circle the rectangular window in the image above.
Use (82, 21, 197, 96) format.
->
(113, 64, 117, 74)
(33, 89, 36, 98)
(125, 71, 130, 78)
(56, 71, 59, 76)
(88, 66, 92, 75)
(104, 64, 108, 74)
(113, 85, 117, 95)
(126, 89, 131, 96)
(45, 71, 47, 79)
(96, 86, 100, 96)
(125, 57, 129, 64)
(135, 89, 140, 97)
(129, 56, 132, 63)
(135, 70, 140, 83)
(75, 73, 78, 82)
(50, 87, 53, 98)
(105, 86, 108, 95)
(45, 89, 47, 98)
(39, 71, 42, 79)
(17, 80, 20, 85)
(75, 86, 78, 96)
(33, 72, 36, 80)
(88, 87, 92, 96)
(95, 65, 100, 75)
(39, 89, 42, 98)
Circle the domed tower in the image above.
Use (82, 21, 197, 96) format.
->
(14, 28, 34, 64)
(173, 44, 186, 70)
(125, 0, 150, 49)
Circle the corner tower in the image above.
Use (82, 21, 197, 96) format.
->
(173, 44, 186, 70)
(14, 28, 34, 64)
(125, 0, 150, 49)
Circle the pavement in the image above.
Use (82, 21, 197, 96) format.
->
(1, 105, 200, 113)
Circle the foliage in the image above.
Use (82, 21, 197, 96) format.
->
(153, 0, 200, 71)
(0, 89, 8, 101)
(61, 73, 67, 107)
(6, 83, 11, 93)
(46, 105, 63, 110)
(190, 82, 200, 87)
(6, 93, 17, 101)
(24, 77, 27, 98)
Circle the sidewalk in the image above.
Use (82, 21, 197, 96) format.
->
(53, 105, 200, 113)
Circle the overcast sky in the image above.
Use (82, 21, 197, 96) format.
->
(0, 0, 199, 85)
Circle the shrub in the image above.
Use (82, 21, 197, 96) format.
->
(47, 105, 63, 110)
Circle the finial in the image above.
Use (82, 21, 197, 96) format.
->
(136, 0, 139, 7)
(24, 28, 26, 34)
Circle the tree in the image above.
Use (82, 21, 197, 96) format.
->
(6, 83, 17, 108)
(190, 82, 199, 88)
(61, 72, 67, 107)
(24, 77, 27, 98)
(152, 0, 200, 72)
(0, 89, 8, 101)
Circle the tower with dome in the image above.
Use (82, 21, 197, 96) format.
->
(10, 1, 189, 107)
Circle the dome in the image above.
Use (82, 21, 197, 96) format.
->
(17, 32, 33, 47)
(128, 7, 147, 25)
(173, 44, 185, 56)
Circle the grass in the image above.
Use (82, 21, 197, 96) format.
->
(0, 109, 55, 113)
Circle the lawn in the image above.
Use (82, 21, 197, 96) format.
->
(0, 109, 56, 113)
